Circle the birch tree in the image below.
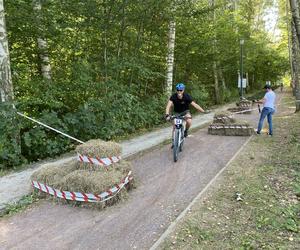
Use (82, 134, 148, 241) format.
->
(210, 0, 221, 104)
(0, 0, 14, 102)
(166, 20, 176, 96)
(33, 0, 52, 80)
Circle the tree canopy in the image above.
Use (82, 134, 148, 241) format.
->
(0, 0, 289, 168)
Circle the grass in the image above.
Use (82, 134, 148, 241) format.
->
(0, 194, 40, 218)
(161, 93, 300, 249)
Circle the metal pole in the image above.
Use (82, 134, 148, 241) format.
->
(240, 40, 243, 98)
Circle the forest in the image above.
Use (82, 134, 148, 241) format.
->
(0, 0, 292, 169)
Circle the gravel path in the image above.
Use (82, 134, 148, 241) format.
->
(0, 100, 266, 249)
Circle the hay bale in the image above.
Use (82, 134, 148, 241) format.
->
(76, 139, 121, 158)
(234, 119, 250, 126)
(31, 159, 133, 209)
(214, 110, 233, 117)
(31, 159, 78, 186)
(45, 161, 132, 194)
(208, 124, 226, 135)
(213, 111, 235, 124)
(57, 169, 122, 193)
(56, 161, 133, 208)
(77, 156, 131, 173)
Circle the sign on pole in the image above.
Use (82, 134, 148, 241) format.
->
(238, 75, 247, 88)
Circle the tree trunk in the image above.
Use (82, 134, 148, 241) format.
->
(102, 0, 112, 82)
(117, 0, 127, 59)
(291, 21, 300, 111)
(213, 61, 220, 103)
(291, 22, 297, 94)
(0, 0, 14, 102)
(166, 20, 176, 96)
(129, 17, 145, 87)
(0, 0, 21, 161)
(33, 0, 52, 80)
(218, 67, 226, 90)
(210, 0, 221, 104)
(289, 0, 300, 45)
(286, 0, 294, 81)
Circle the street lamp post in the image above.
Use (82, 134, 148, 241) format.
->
(240, 39, 244, 99)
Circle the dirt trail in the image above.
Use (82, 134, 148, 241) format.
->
(0, 93, 285, 250)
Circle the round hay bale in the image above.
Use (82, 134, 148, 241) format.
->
(76, 139, 121, 158)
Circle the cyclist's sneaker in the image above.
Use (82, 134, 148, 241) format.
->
(184, 129, 188, 137)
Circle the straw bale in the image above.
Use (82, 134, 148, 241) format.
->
(31, 159, 78, 186)
(234, 119, 249, 126)
(213, 111, 235, 124)
(31, 151, 133, 209)
(208, 123, 253, 136)
(214, 110, 233, 117)
(54, 160, 132, 191)
(76, 139, 121, 158)
(77, 159, 132, 173)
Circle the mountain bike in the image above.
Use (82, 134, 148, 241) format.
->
(169, 110, 190, 162)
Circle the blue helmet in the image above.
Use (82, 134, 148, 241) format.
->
(176, 83, 185, 91)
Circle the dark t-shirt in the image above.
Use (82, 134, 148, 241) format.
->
(170, 93, 193, 113)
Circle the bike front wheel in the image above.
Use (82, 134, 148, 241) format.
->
(179, 133, 184, 152)
(173, 129, 180, 162)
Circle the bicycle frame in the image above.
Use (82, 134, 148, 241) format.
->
(170, 111, 188, 162)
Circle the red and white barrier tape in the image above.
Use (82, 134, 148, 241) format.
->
(77, 153, 121, 166)
(31, 171, 132, 203)
(223, 100, 296, 117)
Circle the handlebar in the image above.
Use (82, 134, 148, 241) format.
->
(167, 110, 191, 121)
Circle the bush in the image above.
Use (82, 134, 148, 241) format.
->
(0, 102, 25, 169)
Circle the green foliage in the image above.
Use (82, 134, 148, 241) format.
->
(0, 194, 39, 218)
(0, 103, 25, 169)
(1, 0, 290, 168)
(21, 111, 72, 162)
(1, 73, 166, 165)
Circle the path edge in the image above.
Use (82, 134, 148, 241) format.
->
(150, 135, 254, 250)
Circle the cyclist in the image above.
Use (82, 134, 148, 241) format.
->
(165, 83, 206, 137)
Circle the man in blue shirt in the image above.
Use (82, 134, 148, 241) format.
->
(254, 84, 276, 136)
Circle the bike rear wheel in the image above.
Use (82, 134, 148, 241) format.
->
(173, 129, 180, 162)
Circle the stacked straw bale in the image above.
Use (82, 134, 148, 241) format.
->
(228, 99, 252, 114)
(213, 111, 236, 124)
(208, 111, 254, 136)
(31, 139, 133, 209)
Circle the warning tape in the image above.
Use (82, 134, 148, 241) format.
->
(215, 100, 297, 119)
(31, 171, 132, 203)
(16, 112, 85, 144)
(77, 153, 121, 166)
